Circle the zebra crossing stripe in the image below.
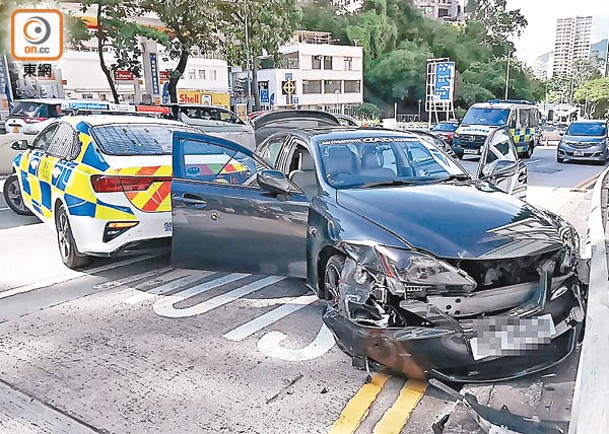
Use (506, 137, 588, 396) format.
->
(153, 276, 284, 318)
(93, 267, 173, 290)
(121, 273, 221, 305)
(224, 294, 318, 341)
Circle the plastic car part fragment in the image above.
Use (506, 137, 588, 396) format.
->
(429, 379, 566, 434)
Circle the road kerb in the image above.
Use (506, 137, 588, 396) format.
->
(372, 379, 427, 434)
(328, 373, 389, 434)
(568, 166, 609, 434)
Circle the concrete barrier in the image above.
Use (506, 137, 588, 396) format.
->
(0, 134, 28, 175)
(569, 166, 609, 434)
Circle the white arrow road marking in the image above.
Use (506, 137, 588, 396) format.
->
(224, 294, 319, 342)
(0, 255, 156, 300)
(257, 324, 336, 362)
(121, 272, 225, 305)
(93, 267, 173, 290)
(153, 276, 284, 318)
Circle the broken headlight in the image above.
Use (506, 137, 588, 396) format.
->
(376, 246, 477, 296)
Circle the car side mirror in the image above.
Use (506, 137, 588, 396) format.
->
(10, 139, 30, 151)
(257, 170, 293, 195)
(481, 159, 517, 179)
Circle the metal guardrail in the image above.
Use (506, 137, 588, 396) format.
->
(569, 167, 609, 434)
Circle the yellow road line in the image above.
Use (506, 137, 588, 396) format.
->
(328, 373, 389, 434)
(372, 380, 428, 434)
(575, 173, 600, 190)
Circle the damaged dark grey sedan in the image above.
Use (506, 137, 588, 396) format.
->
(170, 127, 586, 383)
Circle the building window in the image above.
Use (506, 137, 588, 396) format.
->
(303, 80, 322, 94)
(324, 80, 341, 94)
(343, 80, 360, 93)
(324, 56, 332, 70)
(188, 69, 196, 80)
(211, 70, 217, 80)
(438, 8, 449, 17)
(284, 54, 299, 69)
(344, 57, 353, 71)
(198, 69, 206, 80)
(312, 55, 322, 69)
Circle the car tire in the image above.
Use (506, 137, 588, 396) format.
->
(323, 255, 346, 302)
(55, 204, 90, 269)
(3, 174, 34, 216)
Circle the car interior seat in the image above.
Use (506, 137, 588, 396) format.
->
(288, 150, 318, 199)
(360, 149, 395, 179)
(324, 147, 358, 185)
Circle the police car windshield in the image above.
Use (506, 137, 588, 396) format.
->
(317, 136, 465, 189)
(461, 108, 509, 127)
(566, 122, 607, 137)
(91, 124, 196, 155)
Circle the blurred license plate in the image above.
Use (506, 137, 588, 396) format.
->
(464, 149, 479, 155)
(574, 150, 585, 156)
(469, 314, 556, 361)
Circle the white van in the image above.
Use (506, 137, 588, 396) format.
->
(453, 100, 541, 159)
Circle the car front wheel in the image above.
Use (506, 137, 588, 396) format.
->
(3, 174, 33, 216)
(56, 204, 90, 269)
(323, 255, 346, 302)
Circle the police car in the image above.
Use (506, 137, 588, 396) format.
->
(4, 116, 215, 269)
(453, 100, 541, 159)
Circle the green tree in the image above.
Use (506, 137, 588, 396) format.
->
(141, 0, 223, 103)
(222, 0, 300, 111)
(355, 102, 381, 119)
(574, 77, 609, 118)
(465, 0, 527, 55)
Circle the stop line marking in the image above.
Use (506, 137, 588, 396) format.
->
(224, 294, 318, 341)
(153, 275, 284, 318)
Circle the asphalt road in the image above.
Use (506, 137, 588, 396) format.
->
(0, 148, 603, 434)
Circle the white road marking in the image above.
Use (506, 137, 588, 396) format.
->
(0, 255, 157, 300)
(93, 267, 173, 290)
(153, 275, 284, 318)
(257, 324, 336, 361)
(0, 207, 9, 211)
(224, 294, 319, 342)
(121, 272, 220, 304)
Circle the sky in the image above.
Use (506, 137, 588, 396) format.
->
(504, 0, 609, 65)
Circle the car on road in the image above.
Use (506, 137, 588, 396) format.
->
(431, 120, 459, 145)
(405, 128, 457, 157)
(164, 104, 256, 150)
(252, 110, 341, 146)
(453, 100, 541, 159)
(4, 115, 203, 269)
(169, 126, 585, 383)
(557, 120, 609, 164)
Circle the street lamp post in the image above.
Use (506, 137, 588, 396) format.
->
(418, 99, 422, 122)
(334, 88, 340, 114)
(504, 52, 512, 100)
(244, 0, 252, 113)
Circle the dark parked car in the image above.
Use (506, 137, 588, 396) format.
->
(405, 128, 457, 157)
(431, 121, 459, 145)
(170, 127, 585, 383)
(557, 120, 609, 164)
(252, 110, 341, 146)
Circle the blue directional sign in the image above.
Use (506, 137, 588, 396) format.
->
(434, 62, 455, 102)
(260, 89, 269, 103)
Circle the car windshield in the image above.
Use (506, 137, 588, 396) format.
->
(9, 102, 48, 118)
(91, 124, 196, 155)
(461, 108, 509, 127)
(317, 135, 466, 189)
(432, 123, 458, 132)
(566, 122, 607, 137)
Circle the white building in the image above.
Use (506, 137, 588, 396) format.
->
(533, 52, 553, 80)
(413, 0, 464, 22)
(552, 16, 593, 77)
(255, 30, 363, 113)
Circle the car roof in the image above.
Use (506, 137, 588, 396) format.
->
(299, 127, 424, 141)
(252, 110, 340, 129)
(62, 115, 187, 127)
(570, 119, 607, 124)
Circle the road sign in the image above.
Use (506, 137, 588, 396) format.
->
(433, 62, 455, 102)
(282, 80, 296, 96)
(293, 96, 299, 105)
(260, 89, 269, 103)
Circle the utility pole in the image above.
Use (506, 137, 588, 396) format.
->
(504, 53, 511, 100)
(244, 0, 252, 113)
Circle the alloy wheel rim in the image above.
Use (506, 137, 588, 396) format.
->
(58, 213, 70, 260)
(325, 264, 341, 301)
(7, 180, 27, 212)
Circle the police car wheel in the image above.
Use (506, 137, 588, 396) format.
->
(56, 204, 90, 269)
(3, 174, 34, 216)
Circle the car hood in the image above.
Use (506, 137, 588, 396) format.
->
(336, 184, 565, 260)
(563, 135, 605, 143)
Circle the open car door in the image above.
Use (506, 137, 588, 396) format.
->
(171, 131, 309, 277)
(477, 127, 527, 200)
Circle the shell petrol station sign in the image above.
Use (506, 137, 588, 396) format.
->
(177, 90, 230, 109)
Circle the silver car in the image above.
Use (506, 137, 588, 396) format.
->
(557, 120, 609, 164)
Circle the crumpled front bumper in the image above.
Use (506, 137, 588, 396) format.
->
(323, 274, 586, 383)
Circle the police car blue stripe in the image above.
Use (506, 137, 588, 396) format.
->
(81, 144, 110, 172)
(39, 181, 52, 210)
(96, 199, 135, 216)
(20, 171, 31, 195)
(64, 193, 96, 217)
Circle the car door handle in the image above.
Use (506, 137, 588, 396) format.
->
(173, 194, 207, 208)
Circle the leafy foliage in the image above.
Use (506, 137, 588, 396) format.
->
(355, 102, 381, 119)
(574, 77, 609, 118)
